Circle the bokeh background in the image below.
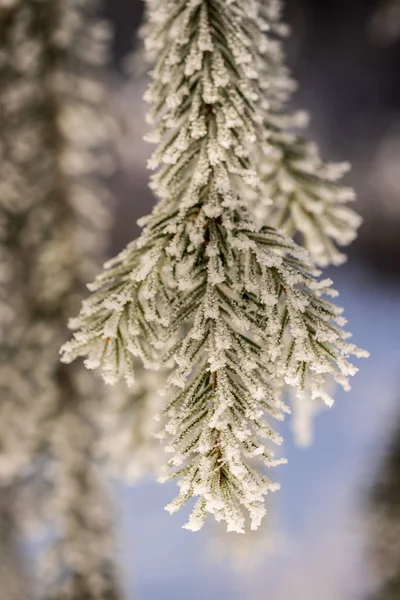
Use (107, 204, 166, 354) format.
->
(99, 1, 400, 598)
(3, 0, 400, 599)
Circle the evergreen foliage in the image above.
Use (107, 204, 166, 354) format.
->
(61, 0, 367, 532)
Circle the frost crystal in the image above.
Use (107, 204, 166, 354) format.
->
(62, 0, 367, 533)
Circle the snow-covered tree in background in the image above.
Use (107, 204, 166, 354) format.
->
(62, 0, 367, 533)
(0, 0, 124, 596)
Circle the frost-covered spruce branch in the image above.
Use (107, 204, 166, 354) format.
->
(254, 1, 362, 267)
(258, 129, 362, 267)
(131, 1, 358, 449)
(0, 1, 123, 596)
(62, 0, 367, 532)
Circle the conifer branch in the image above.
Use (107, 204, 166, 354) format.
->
(61, 0, 367, 532)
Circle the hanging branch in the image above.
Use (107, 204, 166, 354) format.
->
(61, 0, 367, 533)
